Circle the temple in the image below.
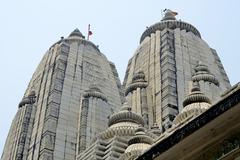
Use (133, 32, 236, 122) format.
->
(2, 9, 240, 160)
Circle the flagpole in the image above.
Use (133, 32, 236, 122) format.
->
(87, 24, 90, 40)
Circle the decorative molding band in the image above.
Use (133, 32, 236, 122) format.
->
(182, 92, 211, 107)
(125, 82, 148, 96)
(192, 73, 219, 86)
(83, 90, 108, 102)
(140, 20, 201, 43)
(99, 126, 137, 139)
(128, 135, 153, 145)
(173, 107, 207, 126)
(66, 38, 100, 52)
(108, 111, 145, 127)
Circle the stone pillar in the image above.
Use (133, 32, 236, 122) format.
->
(125, 71, 148, 127)
(77, 86, 109, 153)
(141, 88, 148, 127)
(14, 91, 36, 160)
(78, 98, 89, 153)
(192, 62, 221, 103)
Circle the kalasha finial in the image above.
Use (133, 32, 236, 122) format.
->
(162, 9, 178, 21)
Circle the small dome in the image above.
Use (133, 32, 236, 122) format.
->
(128, 127, 153, 146)
(173, 81, 211, 125)
(69, 28, 85, 38)
(121, 127, 153, 160)
(98, 102, 145, 140)
(108, 102, 145, 127)
(182, 84, 211, 107)
(192, 61, 219, 86)
(83, 86, 107, 102)
(125, 71, 148, 95)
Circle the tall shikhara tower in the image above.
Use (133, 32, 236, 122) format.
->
(1, 29, 123, 160)
(123, 10, 231, 130)
(2, 10, 232, 160)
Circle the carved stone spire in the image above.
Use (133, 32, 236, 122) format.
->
(192, 61, 219, 86)
(173, 81, 211, 125)
(182, 81, 211, 107)
(125, 71, 148, 96)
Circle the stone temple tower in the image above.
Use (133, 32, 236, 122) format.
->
(123, 10, 231, 130)
(1, 29, 123, 160)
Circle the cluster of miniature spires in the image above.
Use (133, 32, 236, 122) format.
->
(13, 10, 223, 160)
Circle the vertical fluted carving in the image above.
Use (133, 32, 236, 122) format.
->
(78, 98, 89, 153)
(141, 88, 148, 127)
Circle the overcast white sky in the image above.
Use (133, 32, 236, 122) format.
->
(1, 0, 240, 154)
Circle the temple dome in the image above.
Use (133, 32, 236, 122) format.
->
(108, 102, 145, 127)
(173, 81, 211, 125)
(127, 127, 153, 146)
(98, 102, 145, 140)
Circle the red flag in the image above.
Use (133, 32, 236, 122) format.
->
(88, 30, 93, 36)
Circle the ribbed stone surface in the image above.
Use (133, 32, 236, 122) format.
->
(2, 30, 123, 160)
(123, 19, 231, 130)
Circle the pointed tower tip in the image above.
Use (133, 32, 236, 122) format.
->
(69, 28, 85, 38)
(73, 28, 80, 32)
